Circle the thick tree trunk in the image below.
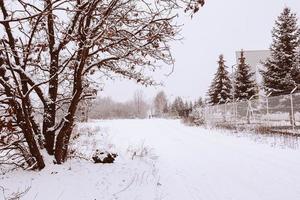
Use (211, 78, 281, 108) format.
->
(54, 2, 93, 163)
(42, 106, 56, 155)
(54, 117, 75, 164)
(42, 0, 59, 154)
(0, 79, 45, 170)
(1, 0, 45, 169)
(54, 89, 82, 163)
(19, 99, 45, 169)
(19, 120, 45, 170)
(54, 48, 88, 164)
(42, 53, 59, 155)
(29, 114, 44, 148)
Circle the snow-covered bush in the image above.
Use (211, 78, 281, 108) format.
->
(189, 107, 205, 126)
(68, 124, 117, 163)
(127, 142, 157, 162)
(92, 150, 117, 164)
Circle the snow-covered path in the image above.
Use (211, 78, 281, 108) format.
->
(102, 119, 300, 200)
(2, 119, 300, 200)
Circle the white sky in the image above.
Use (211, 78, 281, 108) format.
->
(100, 0, 300, 102)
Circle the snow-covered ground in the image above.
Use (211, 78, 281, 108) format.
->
(1, 119, 300, 200)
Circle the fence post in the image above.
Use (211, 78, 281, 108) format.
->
(217, 102, 221, 124)
(290, 86, 297, 131)
(224, 102, 226, 122)
(266, 92, 272, 127)
(234, 98, 239, 127)
(246, 100, 250, 124)
(266, 97, 269, 126)
(234, 101, 236, 125)
(247, 97, 253, 124)
(224, 100, 230, 122)
(247, 95, 258, 125)
(290, 94, 294, 131)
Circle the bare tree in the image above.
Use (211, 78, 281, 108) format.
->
(153, 91, 168, 117)
(0, 0, 204, 169)
(133, 90, 148, 118)
(89, 96, 147, 119)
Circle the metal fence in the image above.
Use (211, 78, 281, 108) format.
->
(201, 91, 300, 133)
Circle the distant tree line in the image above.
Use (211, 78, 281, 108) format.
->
(88, 90, 204, 120)
(153, 91, 203, 118)
(89, 90, 149, 119)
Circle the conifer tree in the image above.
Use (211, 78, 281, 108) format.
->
(208, 78, 218, 105)
(194, 97, 203, 108)
(208, 55, 232, 105)
(234, 50, 258, 100)
(189, 101, 193, 110)
(184, 101, 189, 110)
(262, 7, 300, 96)
(171, 97, 185, 116)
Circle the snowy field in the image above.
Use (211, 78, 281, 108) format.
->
(1, 119, 300, 200)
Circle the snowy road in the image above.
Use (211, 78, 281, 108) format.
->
(2, 119, 300, 200)
(102, 119, 300, 200)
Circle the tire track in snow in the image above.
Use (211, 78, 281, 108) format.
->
(144, 120, 300, 200)
(102, 119, 300, 200)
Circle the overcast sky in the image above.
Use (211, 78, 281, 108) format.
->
(100, 0, 300, 102)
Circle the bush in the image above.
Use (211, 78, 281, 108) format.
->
(92, 150, 117, 164)
(189, 107, 205, 126)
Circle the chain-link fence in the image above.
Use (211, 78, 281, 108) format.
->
(201, 91, 300, 133)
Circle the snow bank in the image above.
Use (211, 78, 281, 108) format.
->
(1, 122, 161, 200)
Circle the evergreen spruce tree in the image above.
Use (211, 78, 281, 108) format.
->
(262, 7, 300, 96)
(193, 97, 203, 108)
(189, 101, 193, 110)
(163, 103, 169, 114)
(208, 55, 232, 105)
(171, 97, 184, 116)
(234, 50, 258, 100)
(197, 97, 203, 107)
(208, 78, 218, 105)
(184, 101, 189, 110)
